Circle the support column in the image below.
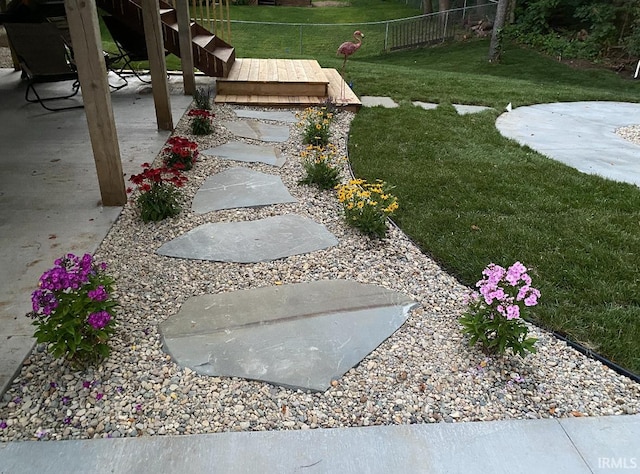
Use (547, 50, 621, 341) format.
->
(64, 0, 126, 206)
(176, 0, 196, 95)
(142, 0, 173, 130)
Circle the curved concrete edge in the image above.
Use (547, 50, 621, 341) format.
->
(495, 101, 640, 187)
(1, 415, 638, 473)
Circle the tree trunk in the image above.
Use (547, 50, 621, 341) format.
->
(438, 0, 450, 11)
(488, 0, 509, 62)
(422, 0, 433, 15)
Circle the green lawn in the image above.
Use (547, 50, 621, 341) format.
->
(346, 40, 640, 375)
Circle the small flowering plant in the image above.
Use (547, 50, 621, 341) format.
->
(297, 106, 333, 147)
(188, 108, 214, 135)
(298, 143, 343, 190)
(336, 179, 399, 238)
(193, 87, 212, 110)
(162, 136, 198, 171)
(460, 262, 541, 357)
(27, 253, 117, 367)
(127, 163, 188, 222)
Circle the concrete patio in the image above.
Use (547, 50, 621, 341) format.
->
(0, 67, 213, 395)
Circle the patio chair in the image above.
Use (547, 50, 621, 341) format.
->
(102, 15, 153, 84)
(4, 22, 82, 111)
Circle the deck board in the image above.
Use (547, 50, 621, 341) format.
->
(215, 59, 360, 111)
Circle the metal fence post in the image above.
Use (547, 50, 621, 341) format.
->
(443, 10, 449, 41)
(299, 24, 303, 55)
(384, 21, 389, 52)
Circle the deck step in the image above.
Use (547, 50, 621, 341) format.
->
(215, 60, 361, 112)
(216, 58, 328, 98)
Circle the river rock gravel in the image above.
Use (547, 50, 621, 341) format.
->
(616, 124, 640, 146)
(0, 104, 638, 442)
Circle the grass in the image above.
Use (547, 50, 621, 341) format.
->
(346, 40, 640, 375)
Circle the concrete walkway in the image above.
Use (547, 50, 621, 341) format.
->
(1, 415, 638, 473)
(1, 83, 639, 472)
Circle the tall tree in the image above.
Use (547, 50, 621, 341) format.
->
(438, 0, 450, 11)
(488, 0, 509, 62)
(422, 0, 433, 15)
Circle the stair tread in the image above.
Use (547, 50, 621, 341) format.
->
(97, 0, 234, 78)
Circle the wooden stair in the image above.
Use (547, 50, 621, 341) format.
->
(215, 58, 361, 112)
(97, 0, 235, 78)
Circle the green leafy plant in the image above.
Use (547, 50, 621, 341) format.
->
(297, 106, 333, 147)
(188, 108, 215, 135)
(27, 253, 118, 367)
(162, 136, 199, 171)
(127, 163, 188, 222)
(460, 262, 540, 358)
(193, 87, 212, 110)
(299, 143, 343, 190)
(336, 178, 398, 238)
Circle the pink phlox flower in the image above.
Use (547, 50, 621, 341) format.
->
(482, 263, 506, 284)
(517, 285, 531, 301)
(506, 304, 520, 320)
(524, 288, 541, 307)
(505, 261, 527, 286)
(490, 288, 508, 302)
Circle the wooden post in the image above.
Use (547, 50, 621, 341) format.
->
(141, 0, 173, 130)
(175, 0, 196, 95)
(64, 0, 126, 206)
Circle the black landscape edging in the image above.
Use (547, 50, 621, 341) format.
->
(551, 331, 640, 384)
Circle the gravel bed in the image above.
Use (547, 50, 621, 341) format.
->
(616, 124, 640, 146)
(1, 104, 638, 442)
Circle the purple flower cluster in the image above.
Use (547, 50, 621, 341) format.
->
(87, 310, 111, 330)
(31, 290, 58, 316)
(42, 254, 94, 292)
(476, 262, 541, 320)
(88, 285, 108, 302)
(31, 254, 101, 316)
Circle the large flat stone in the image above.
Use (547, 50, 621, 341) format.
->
(192, 168, 296, 213)
(412, 101, 439, 111)
(156, 214, 338, 263)
(453, 104, 494, 115)
(360, 96, 399, 108)
(201, 141, 285, 167)
(233, 109, 298, 123)
(221, 120, 290, 142)
(160, 280, 418, 391)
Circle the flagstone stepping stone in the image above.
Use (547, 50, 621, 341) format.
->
(453, 104, 494, 115)
(361, 96, 399, 108)
(156, 214, 337, 263)
(412, 101, 439, 111)
(233, 109, 298, 123)
(221, 119, 290, 142)
(192, 168, 296, 213)
(201, 141, 285, 167)
(159, 280, 418, 392)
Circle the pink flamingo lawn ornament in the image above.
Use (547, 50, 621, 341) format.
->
(337, 30, 364, 72)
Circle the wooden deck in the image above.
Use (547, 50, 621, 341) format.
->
(215, 59, 361, 112)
